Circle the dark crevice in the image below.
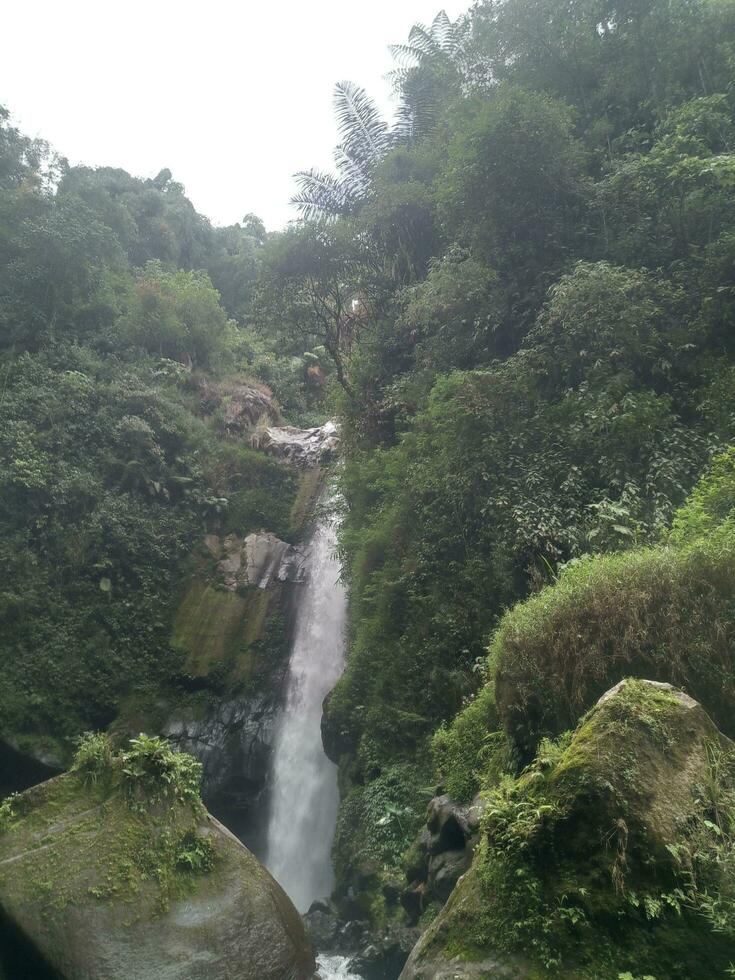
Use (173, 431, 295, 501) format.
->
(0, 907, 61, 979)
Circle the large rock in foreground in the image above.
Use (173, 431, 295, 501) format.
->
(401, 679, 735, 979)
(0, 770, 314, 979)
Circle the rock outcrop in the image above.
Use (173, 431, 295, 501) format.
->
(164, 693, 278, 849)
(0, 771, 315, 980)
(400, 679, 735, 979)
(206, 531, 306, 592)
(197, 376, 280, 434)
(262, 422, 340, 467)
(402, 793, 485, 922)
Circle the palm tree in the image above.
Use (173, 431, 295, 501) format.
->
(390, 10, 472, 141)
(291, 12, 470, 222)
(292, 81, 393, 221)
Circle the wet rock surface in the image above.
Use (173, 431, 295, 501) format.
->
(348, 925, 420, 980)
(262, 421, 340, 467)
(164, 693, 280, 853)
(205, 531, 306, 592)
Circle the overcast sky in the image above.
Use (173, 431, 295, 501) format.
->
(1, 0, 467, 231)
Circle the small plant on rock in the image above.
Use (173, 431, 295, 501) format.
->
(120, 734, 203, 805)
(71, 732, 116, 786)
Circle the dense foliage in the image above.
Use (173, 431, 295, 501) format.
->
(0, 108, 313, 760)
(249, 0, 735, 930)
(4, 0, 735, 970)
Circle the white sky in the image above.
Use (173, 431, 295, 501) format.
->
(1, 0, 467, 231)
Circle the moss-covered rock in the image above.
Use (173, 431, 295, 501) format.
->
(0, 748, 314, 979)
(492, 523, 735, 758)
(400, 679, 735, 979)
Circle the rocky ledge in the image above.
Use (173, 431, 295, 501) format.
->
(204, 530, 306, 591)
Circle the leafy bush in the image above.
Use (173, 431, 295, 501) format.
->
(174, 829, 216, 873)
(670, 446, 735, 545)
(333, 764, 432, 903)
(71, 733, 203, 808)
(0, 794, 18, 835)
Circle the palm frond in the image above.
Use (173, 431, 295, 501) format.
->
(406, 24, 438, 58)
(291, 169, 350, 221)
(388, 43, 424, 68)
(432, 11, 454, 51)
(333, 146, 372, 196)
(333, 81, 391, 171)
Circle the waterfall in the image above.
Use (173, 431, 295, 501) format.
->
(264, 498, 347, 914)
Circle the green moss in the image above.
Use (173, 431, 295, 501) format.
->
(0, 737, 218, 924)
(289, 465, 324, 537)
(431, 684, 512, 801)
(170, 579, 280, 689)
(426, 681, 735, 978)
(492, 523, 735, 758)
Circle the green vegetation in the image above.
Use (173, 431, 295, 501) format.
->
(1, 735, 215, 918)
(431, 685, 509, 802)
(489, 451, 735, 758)
(5, 0, 735, 972)
(257, 0, 735, 931)
(415, 681, 735, 978)
(0, 108, 320, 759)
(333, 763, 433, 924)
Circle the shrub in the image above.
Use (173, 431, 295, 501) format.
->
(120, 734, 203, 805)
(175, 829, 216, 873)
(670, 445, 735, 545)
(0, 793, 18, 834)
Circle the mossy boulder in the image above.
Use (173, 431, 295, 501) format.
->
(401, 679, 735, 979)
(0, 758, 314, 978)
(492, 524, 735, 758)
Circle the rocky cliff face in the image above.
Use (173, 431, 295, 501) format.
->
(162, 529, 308, 855)
(0, 770, 315, 980)
(160, 443, 328, 857)
(401, 793, 485, 924)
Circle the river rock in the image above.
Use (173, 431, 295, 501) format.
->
(0, 772, 315, 980)
(401, 793, 485, 923)
(303, 899, 341, 950)
(262, 421, 340, 467)
(348, 924, 420, 980)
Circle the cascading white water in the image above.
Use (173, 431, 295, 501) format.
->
(264, 499, 347, 915)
